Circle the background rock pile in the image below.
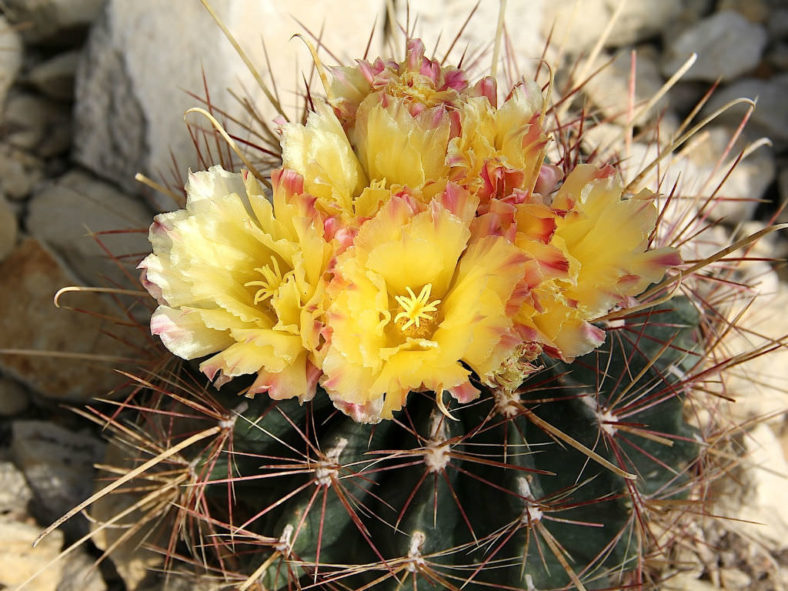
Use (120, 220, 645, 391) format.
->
(0, 1, 786, 589)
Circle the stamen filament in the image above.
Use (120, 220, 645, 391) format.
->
(394, 284, 441, 331)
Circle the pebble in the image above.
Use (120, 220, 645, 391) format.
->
(662, 11, 768, 82)
(0, 374, 30, 416)
(0, 15, 24, 111)
(56, 549, 107, 591)
(27, 169, 153, 287)
(541, 0, 710, 55)
(11, 420, 105, 539)
(28, 50, 80, 101)
(0, 238, 147, 402)
(0, 193, 18, 261)
(2, 0, 104, 44)
(684, 126, 776, 222)
(582, 47, 667, 125)
(0, 460, 33, 519)
(3, 91, 72, 157)
(620, 125, 775, 223)
(718, 423, 788, 547)
(0, 517, 64, 591)
(89, 441, 166, 590)
(721, 282, 788, 424)
(702, 73, 788, 147)
(0, 142, 45, 200)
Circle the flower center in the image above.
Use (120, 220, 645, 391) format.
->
(393, 284, 441, 337)
(246, 257, 287, 305)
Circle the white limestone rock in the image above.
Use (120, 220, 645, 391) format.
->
(0, 517, 64, 591)
(2, 0, 104, 43)
(662, 11, 767, 82)
(542, 0, 711, 56)
(27, 169, 152, 287)
(702, 73, 788, 147)
(0, 460, 33, 519)
(581, 47, 666, 124)
(74, 0, 384, 204)
(396, 0, 549, 67)
(0, 15, 24, 112)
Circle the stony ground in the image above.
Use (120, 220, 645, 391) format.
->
(0, 0, 786, 589)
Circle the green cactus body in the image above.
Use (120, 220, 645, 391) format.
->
(181, 295, 703, 590)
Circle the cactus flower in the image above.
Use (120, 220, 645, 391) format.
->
(321, 185, 527, 421)
(513, 165, 681, 360)
(139, 166, 332, 401)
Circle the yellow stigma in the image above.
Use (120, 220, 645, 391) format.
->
(246, 257, 287, 305)
(394, 284, 441, 333)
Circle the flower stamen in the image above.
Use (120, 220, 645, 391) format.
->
(394, 284, 441, 332)
(246, 257, 286, 305)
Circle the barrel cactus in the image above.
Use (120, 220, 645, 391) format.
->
(37, 11, 779, 591)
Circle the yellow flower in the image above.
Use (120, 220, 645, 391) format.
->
(320, 185, 528, 422)
(512, 165, 680, 360)
(281, 102, 368, 219)
(448, 82, 548, 202)
(328, 38, 468, 125)
(349, 94, 453, 192)
(139, 166, 333, 400)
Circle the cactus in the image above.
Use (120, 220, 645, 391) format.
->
(74, 292, 704, 591)
(33, 7, 785, 591)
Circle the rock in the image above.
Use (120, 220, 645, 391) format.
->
(28, 50, 80, 101)
(56, 549, 107, 591)
(0, 460, 33, 519)
(0, 238, 146, 402)
(702, 73, 788, 147)
(717, 0, 771, 23)
(767, 41, 788, 70)
(582, 47, 666, 125)
(0, 517, 64, 591)
(662, 573, 718, 591)
(399, 0, 548, 65)
(778, 167, 788, 224)
(0, 142, 45, 199)
(662, 11, 767, 82)
(11, 420, 106, 539)
(0, 15, 24, 111)
(541, 0, 711, 55)
(718, 568, 752, 589)
(3, 91, 72, 157)
(0, 193, 18, 261)
(89, 441, 164, 591)
(622, 125, 775, 223)
(74, 0, 384, 204)
(0, 374, 30, 416)
(768, 8, 788, 40)
(2, 0, 105, 44)
(27, 169, 153, 287)
(721, 282, 788, 424)
(718, 424, 788, 548)
(684, 126, 775, 222)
